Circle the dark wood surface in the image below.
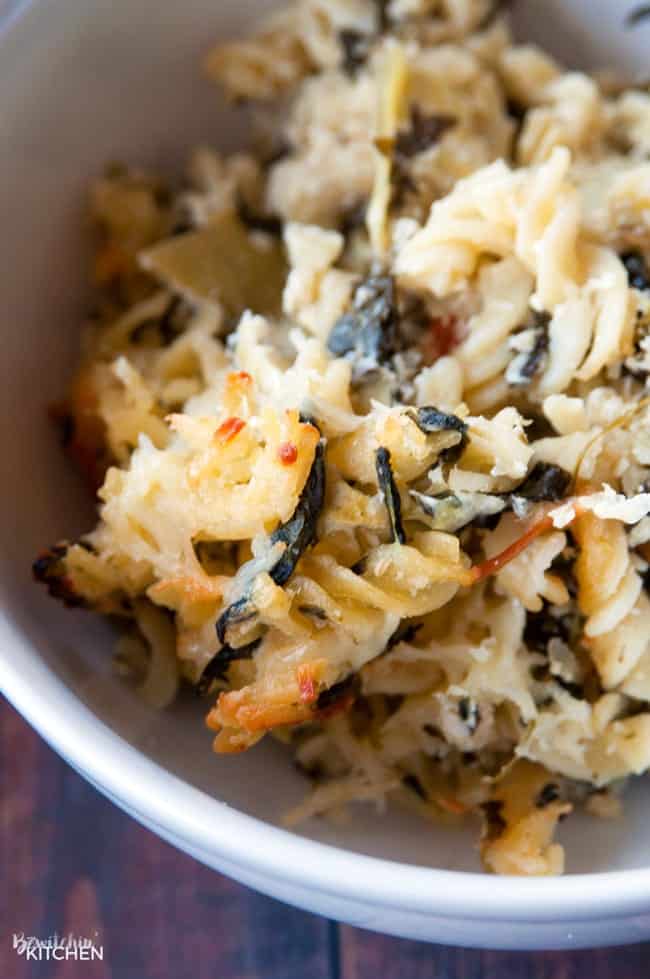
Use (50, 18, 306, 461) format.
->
(1, 698, 648, 979)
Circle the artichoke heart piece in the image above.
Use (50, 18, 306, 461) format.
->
(366, 40, 408, 255)
(139, 211, 286, 314)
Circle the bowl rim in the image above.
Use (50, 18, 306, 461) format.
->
(3, 0, 650, 924)
(4, 602, 650, 922)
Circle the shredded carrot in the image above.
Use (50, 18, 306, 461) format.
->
(468, 511, 556, 584)
(467, 498, 592, 585)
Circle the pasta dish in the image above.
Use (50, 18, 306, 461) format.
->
(34, 0, 650, 875)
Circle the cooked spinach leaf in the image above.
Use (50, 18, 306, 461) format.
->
(215, 592, 258, 645)
(215, 435, 326, 645)
(524, 413, 557, 441)
(197, 637, 262, 694)
(327, 275, 399, 368)
(408, 406, 468, 465)
(409, 406, 467, 437)
(621, 250, 650, 290)
(507, 312, 550, 386)
(376, 446, 406, 544)
(411, 490, 505, 533)
(269, 439, 326, 586)
(512, 463, 571, 502)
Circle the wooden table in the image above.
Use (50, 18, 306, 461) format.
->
(2, 698, 647, 979)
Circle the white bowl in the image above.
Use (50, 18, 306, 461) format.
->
(3, 0, 650, 951)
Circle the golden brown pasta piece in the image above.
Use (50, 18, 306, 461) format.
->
(207, 659, 334, 753)
(480, 761, 571, 876)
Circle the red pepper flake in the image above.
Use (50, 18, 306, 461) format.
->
(215, 416, 246, 443)
(229, 371, 252, 384)
(278, 442, 298, 465)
